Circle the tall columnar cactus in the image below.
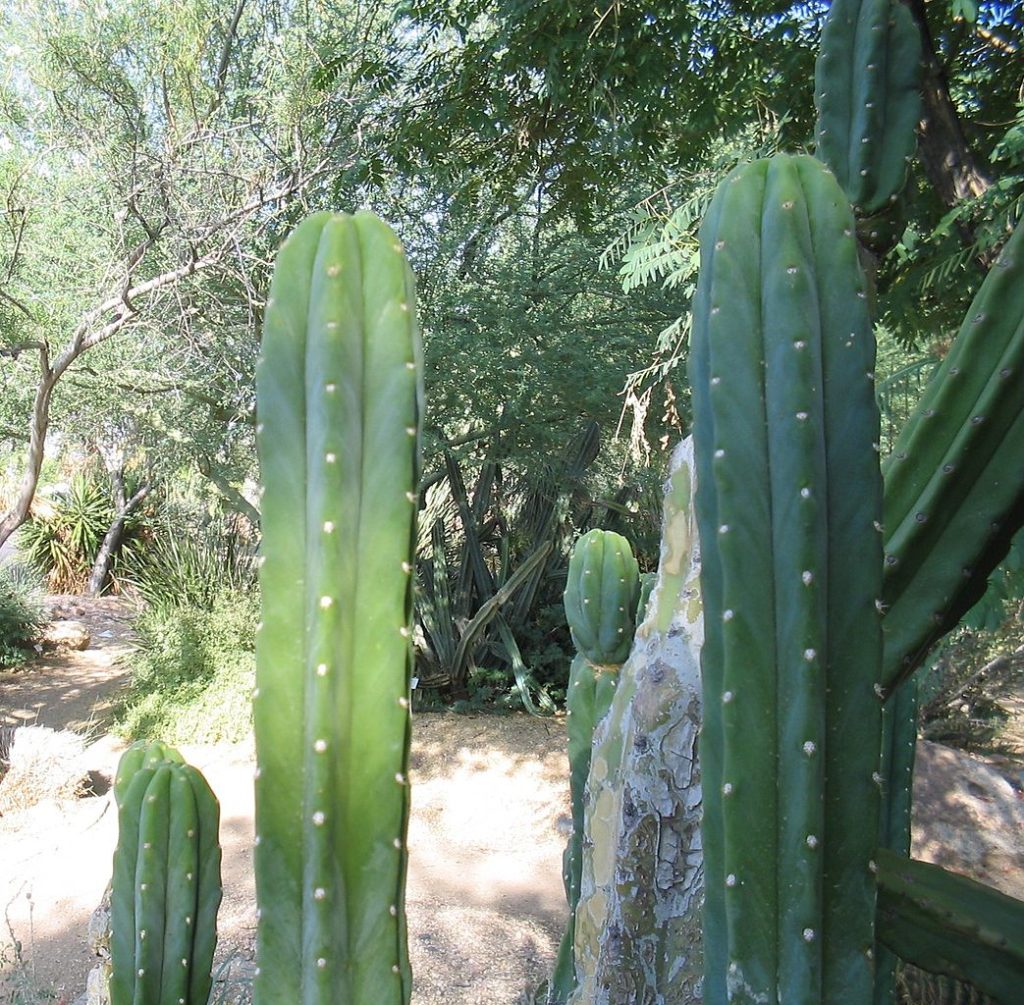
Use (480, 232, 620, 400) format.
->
(109, 755, 222, 1005)
(689, 153, 884, 1004)
(253, 211, 421, 1003)
(548, 529, 640, 1002)
(814, 0, 922, 219)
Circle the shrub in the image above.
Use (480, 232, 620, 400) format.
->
(114, 587, 258, 744)
(19, 471, 149, 593)
(122, 514, 256, 610)
(0, 567, 45, 670)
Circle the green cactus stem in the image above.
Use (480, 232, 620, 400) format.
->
(814, 0, 922, 216)
(109, 760, 222, 1005)
(253, 211, 421, 1003)
(690, 153, 884, 1004)
(548, 529, 639, 1002)
(881, 221, 1024, 691)
(876, 849, 1024, 1004)
(562, 529, 641, 667)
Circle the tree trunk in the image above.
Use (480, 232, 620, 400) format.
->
(906, 0, 993, 212)
(570, 438, 705, 1004)
(87, 480, 151, 596)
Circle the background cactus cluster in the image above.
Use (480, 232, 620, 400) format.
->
(101, 0, 1023, 999)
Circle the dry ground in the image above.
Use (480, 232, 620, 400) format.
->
(0, 600, 571, 1003)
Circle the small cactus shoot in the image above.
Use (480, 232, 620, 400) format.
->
(253, 211, 421, 1003)
(109, 759, 222, 1005)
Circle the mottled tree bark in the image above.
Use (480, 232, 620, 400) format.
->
(570, 439, 704, 1005)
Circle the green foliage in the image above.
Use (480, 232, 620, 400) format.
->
(384, 0, 820, 223)
(19, 473, 115, 592)
(123, 515, 257, 611)
(115, 589, 257, 745)
(0, 566, 44, 669)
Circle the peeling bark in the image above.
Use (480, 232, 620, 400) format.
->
(571, 438, 704, 1004)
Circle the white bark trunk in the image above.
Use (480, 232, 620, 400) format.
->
(571, 438, 705, 1004)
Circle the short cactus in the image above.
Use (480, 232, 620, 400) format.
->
(109, 757, 222, 1005)
(689, 153, 884, 1003)
(253, 211, 421, 1002)
(548, 529, 640, 1003)
(562, 529, 641, 666)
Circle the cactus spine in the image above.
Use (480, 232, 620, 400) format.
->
(109, 752, 222, 1005)
(253, 211, 421, 1002)
(690, 153, 884, 1004)
(548, 529, 640, 1002)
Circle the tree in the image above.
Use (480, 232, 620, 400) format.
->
(0, 0, 396, 546)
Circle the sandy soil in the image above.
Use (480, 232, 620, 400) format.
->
(0, 599, 571, 1004)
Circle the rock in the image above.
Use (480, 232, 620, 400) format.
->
(912, 739, 1024, 901)
(0, 725, 89, 814)
(42, 620, 91, 651)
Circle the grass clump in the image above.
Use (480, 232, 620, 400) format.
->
(0, 567, 45, 670)
(115, 589, 257, 745)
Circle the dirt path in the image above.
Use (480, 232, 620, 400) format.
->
(0, 601, 571, 1004)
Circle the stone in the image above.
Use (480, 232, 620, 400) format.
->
(42, 620, 90, 651)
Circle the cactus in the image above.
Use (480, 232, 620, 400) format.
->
(689, 153, 884, 1003)
(814, 0, 922, 218)
(253, 211, 421, 1002)
(562, 529, 641, 666)
(547, 529, 640, 1002)
(108, 758, 222, 1005)
(880, 220, 1024, 690)
(876, 849, 1024, 1003)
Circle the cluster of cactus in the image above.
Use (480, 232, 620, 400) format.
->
(682, 0, 1024, 1000)
(109, 741, 222, 1005)
(559, 1, 1024, 1002)
(104, 212, 422, 1003)
(252, 210, 421, 1002)
(547, 529, 641, 1003)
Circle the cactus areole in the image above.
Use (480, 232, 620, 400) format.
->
(254, 212, 422, 1003)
